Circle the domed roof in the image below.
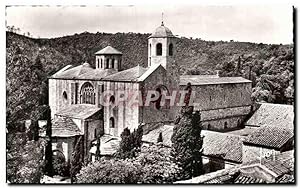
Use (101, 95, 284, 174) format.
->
(82, 62, 91, 67)
(149, 22, 175, 38)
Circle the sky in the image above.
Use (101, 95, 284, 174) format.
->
(5, 5, 294, 44)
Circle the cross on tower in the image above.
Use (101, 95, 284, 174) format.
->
(161, 12, 164, 26)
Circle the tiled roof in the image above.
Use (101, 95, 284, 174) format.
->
(149, 24, 175, 38)
(202, 130, 244, 163)
(234, 174, 265, 184)
(243, 126, 294, 149)
(137, 63, 164, 82)
(142, 125, 173, 147)
(52, 116, 83, 137)
(276, 174, 295, 183)
(174, 167, 240, 184)
(50, 63, 114, 80)
(94, 46, 122, 55)
(55, 104, 102, 120)
(246, 103, 294, 128)
(90, 134, 121, 156)
(241, 150, 294, 178)
(103, 65, 148, 82)
(175, 150, 294, 184)
(204, 174, 233, 184)
(179, 76, 251, 86)
(224, 126, 257, 136)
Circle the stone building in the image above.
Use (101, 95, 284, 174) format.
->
(179, 75, 252, 131)
(48, 22, 252, 162)
(48, 22, 178, 161)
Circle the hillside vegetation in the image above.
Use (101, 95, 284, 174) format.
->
(6, 31, 294, 129)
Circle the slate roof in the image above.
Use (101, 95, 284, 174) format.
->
(52, 116, 83, 137)
(149, 24, 175, 38)
(246, 103, 294, 128)
(137, 63, 164, 82)
(103, 65, 148, 82)
(50, 63, 115, 80)
(142, 125, 174, 147)
(202, 130, 244, 163)
(224, 126, 257, 136)
(94, 46, 123, 55)
(276, 174, 295, 183)
(55, 104, 102, 120)
(234, 174, 265, 184)
(179, 76, 252, 86)
(175, 150, 294, 184)
(90, 134, 121, 156)
(243, 126, 294, 149)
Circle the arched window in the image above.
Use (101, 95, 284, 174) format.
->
(97, 59, 100, 68)
(109, 95, 115, 105)
(109, 117, 115, 128)
(101, 59, 103, 68)
(94, 128, 97, 139)
(208, 124, 211, 130)
(63, 91, 67, 101)
(106, 59, 109, 69)
(169, 43, 173, 56)
(80, 82, 95, 104)
(112, 59, 115, 69)
(156, 43, 162, 56)
(153, 85, 169, 110)
(155, 88, 162, 109)
(224, 122, 228, 129)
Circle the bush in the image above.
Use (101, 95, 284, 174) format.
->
(76, 144, 181, 184)
(7, 135, 47, 183)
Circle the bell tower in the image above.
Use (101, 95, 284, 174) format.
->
(148, 20, 176, 70)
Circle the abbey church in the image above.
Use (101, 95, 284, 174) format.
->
(48, 22, 252, 161)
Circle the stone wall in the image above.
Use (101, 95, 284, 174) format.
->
(103, 81, 140, 136)
(52, 137, 75, 162)
(49, 78, 105, 117)
(182, 82, 252, 111)
(201, 106, 252, 131)
(140, 65, 174, 124)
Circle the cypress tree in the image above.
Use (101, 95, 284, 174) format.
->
(171, 106, 203, 179)
(44, 106, 54, 176)
(71, 135, 83, 183)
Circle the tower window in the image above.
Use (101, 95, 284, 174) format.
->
(149, 44, 152, 55)
(97, 59, 100, 68)
(112, 59, 115, 69)
(169, 43, 173, 56)
(101, 59, 103, 68)
(156, 43, 162, 56)
(106, 59, 109, 69)
(109, 117, 115, 128)
(63, 91, 67, 101)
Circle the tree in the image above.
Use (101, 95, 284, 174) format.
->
(115, 125, 143, 159)
(76, 144, 181, 184)
(76, 158, 142, 183)
(44, 107, 54, 176)
(137, 144, 181, 183)
(95, 136, 101, 161)
(171, 106, 203, 180)
(70, 135, 84, 183)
